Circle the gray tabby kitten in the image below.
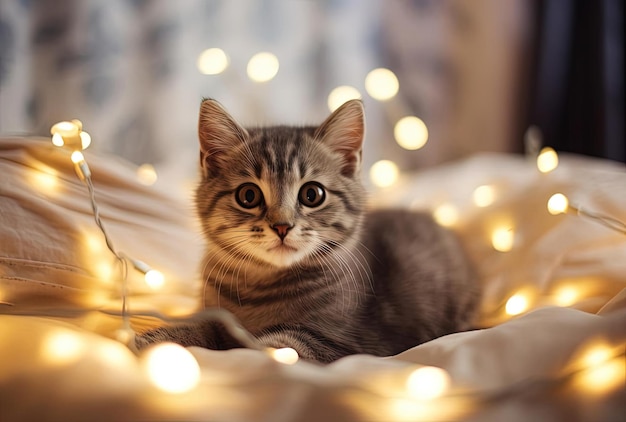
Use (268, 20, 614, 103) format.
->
(138, 99, 479, 363)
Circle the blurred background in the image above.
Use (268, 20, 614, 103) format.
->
(0, 0, 623, 189)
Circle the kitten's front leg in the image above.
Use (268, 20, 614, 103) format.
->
(257, 326, 348, 364)
(135, 320, 243, 351)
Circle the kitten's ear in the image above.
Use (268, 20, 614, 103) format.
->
(198, 99, 249, 175)
(314, 99, 365, 176)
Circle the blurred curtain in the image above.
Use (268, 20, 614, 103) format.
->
(528, 0, 624, 163)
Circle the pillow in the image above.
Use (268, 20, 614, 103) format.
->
(0, 137, 202, 332)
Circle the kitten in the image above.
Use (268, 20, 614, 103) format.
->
(137, 99, 480, 363)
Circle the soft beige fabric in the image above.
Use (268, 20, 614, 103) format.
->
(0, 137, 625, 421)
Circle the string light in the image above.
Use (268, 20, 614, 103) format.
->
(546, 194, 626, 235)
(268, 347, 299, 365)
(364, 68, 399, 101)
(505, 293, 529, 316)
(406, 366, 450, 400)
(369, 160, 399, 188)
(394, 116, 428, 150)
(41, 330, 85, 365)
(142, 343, 201, 394)
(197, 48, 229, 75)
(327, 85, 362, 112)
(247, 52, 279, 82)
(472, 185, 496, 208)
(432, 203, 459, 227)
(536, 147, 559, 173)
(137, 163, 158, 186)
(491, 227, 515, 252)
(554, 285, 579, 307)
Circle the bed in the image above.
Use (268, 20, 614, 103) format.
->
(1, 136, 624, 421)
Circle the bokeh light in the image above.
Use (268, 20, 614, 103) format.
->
(472, 185, 496, 208)
(137, 164, 158, 186)
(406, 366, 450, 400)
(41, 330, 85, 365)
(491, 227, 514, 252)
(144, 269, 165, 289)
(365, 68, 399, 101)
(327, 85, 362, 112)
(369, 160, 399, 188)
(432, 203, 459, 227)
(537, 147, 559, 173)
(547, 193, 569, 215)
(505, 293, 529, 315)
(394, 116, 428, 150)
(197, 48, 229, 75)
(269, 347, 299, 365)
(247, 52, 280, 82)
(143, 343, 201, 394)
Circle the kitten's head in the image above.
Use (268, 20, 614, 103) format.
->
(195, 99, 366, 269)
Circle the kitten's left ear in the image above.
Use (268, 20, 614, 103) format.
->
(198, 99, 249, 176)
(314, 99, 365, 176)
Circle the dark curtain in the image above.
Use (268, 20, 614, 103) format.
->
(528, 0, 624, 163)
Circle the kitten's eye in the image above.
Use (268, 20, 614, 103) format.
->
(299, 182, 326, 208)
(235, 183, 263, 209)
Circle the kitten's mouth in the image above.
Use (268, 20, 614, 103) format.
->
(268, 243, 298, 252)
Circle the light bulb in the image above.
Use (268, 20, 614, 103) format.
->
(472, 185, 496, 208)
(143, 343, 201, 394)
(554, 286, 578, 307)
(394, 116, 428, 150)
(505, 293, 529, 315)
(491, 227, 514, 252)
(247, 52, 279, 82)
(42, 330, 85, 365)
(79, 131, 91, 149)
(52, 133, 65, 147)
(197, 48, 229, 75)
(71, 151, 85, 164)
(137, 164, 158, 186)
(547, 193, 569, 215)
(369, 160, 399, 188)
(537, 147, 559, 173)
(406, 366, 450, 400)
(365, 68, 399, 101)
(433, 204, 459, 227)
(144, 269, 165, 289)
(327, 85, 362, 112)
(269, 347, 299, 365)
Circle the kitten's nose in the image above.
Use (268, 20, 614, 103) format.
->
(271, 223, 293, 241)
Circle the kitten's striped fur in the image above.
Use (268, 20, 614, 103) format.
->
(138, 99, 479, 363)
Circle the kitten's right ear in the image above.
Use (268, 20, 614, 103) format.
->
(198, 99, 249, 175)
(314, 99, 365, 177)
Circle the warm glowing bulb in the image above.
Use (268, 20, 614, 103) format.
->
(143, 343, 201, 394)
(71, 151, 85, 164)
(369, 160, 399, 188)
(505, 293, 529, 315)
(433, 204, 459, 227)
(247, 52, 279, 82)
(406, 366, 450, 400)
(42, 331, 85, 365)
(491, 227, 514, 252)
(547, 193, 569, 215)
(394, 116, 428, 150)
(145, 269, 165, 289)
(137, 164, 158, 186)
(79, 131, 91, 149)
(197, 48, 229, 75)
(327, 85, 362, 112)
(52, 133, 65, 147)
(365, 68, 399, 101)
(554, 286, 578, 307)
(51, 121, 80, 137)
(269, 347, 299, 365)
(537, 147, 559, 173)
(582, 344, 613, 368)
(472, 185, 496, 208)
